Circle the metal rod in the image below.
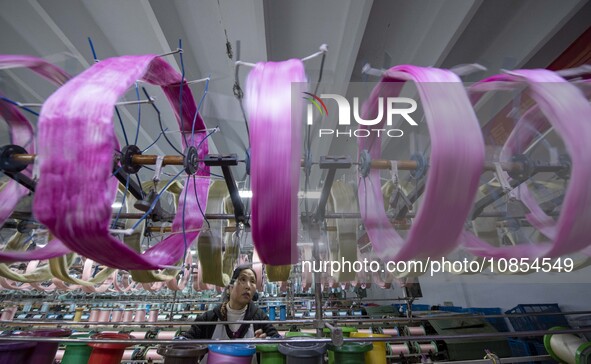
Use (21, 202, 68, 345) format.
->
(131, 155, 185, 166)
(0, 314, 521, 326)
(0, 327, 588, 344)
(431, 356, 552, 364)
(169, 290, 177, 320)
(235, 44, 328, 69)
(8, 153, 567, 175)
(185, 77, 210, 85)
(301, 44, 328, 62)
(13, 98, 155, 108)
(235, 60, 256, 68)
(5, 208, 557, 229)
(157, 48, 182, 58)
(5, 308, 589, 324)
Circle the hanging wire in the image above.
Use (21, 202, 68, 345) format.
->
(142, 87, 183, 156)
(190, 76, 210, 145)
(178, 39, 190, 148)
(88, 37, 131, 147)
(187, 67, 217, 177)
(303, 49, 328, 223)
(141, 165, 183, 179)
(114, 107, 130, 147)
(0, 97, 39, 116)
(133, 82, 141, 145)
(179, 128, 217, 264)
(181, 174, 192, 265)
(134, 174, 145, 200)
(111, 176, 130, 229)
(141, 128, 168, 153)
(130, 169, 185, 231)
(87, 37, 98, 62)
(242, 175, 251, 226)
(233, 41, 250, 142)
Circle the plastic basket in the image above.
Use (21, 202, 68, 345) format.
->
(505, 304, 568, 332)
(463, 307, 509, 332)
(508, 339, 554, 364)
(412, 304, 431, 311)
(530, 340, 549, 356)
(570, 314, 591, 341)
(508, 338, 532, 358)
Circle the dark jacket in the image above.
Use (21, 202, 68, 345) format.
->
(181, 302, 278, 339)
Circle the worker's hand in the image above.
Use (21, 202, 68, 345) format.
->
(254, 329, 267, 338)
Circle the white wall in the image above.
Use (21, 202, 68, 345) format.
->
(364, 265, 591, 315)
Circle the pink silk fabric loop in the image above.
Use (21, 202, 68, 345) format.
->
(462, 69, 591, 258)
(0, 101, 34, 226)
(245, 60, 306, 265)
(0, 55, 72, 262)
(33, 55, 209, 269)
(0, 55, 70, 85)
(358, 65, 485, 262)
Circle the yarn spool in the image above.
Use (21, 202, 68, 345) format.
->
(88, 308, 100, 322)
(145, 348, 163, 361)
(98, 309, 111, 322)
(133, 308, 146, 322)
(148, 309, 159, 323)
(544, 327, 591, 364)
(412, 341, 438, 354)
(382, 328, 400, 336)
(110, 309, 123, 323)
(122, 310, 133, 322)
(157, 331, 178, 340)
(73, 307, 85, 322)
(404, 325, 426, 336)
(391, 343, 411, 355)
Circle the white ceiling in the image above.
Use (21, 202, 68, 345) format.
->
(0, 0, 589, 192)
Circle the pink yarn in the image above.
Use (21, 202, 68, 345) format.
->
(0, 55, 70, 226)
(245, 60, 306, 265)
(0, 55, 72, 262)
(358, 65, 484, 262)
(34, 55, 209, 269)
(0, 55, 70, 84)
(462, 69, 591, 258)
(0, 97, 34, 227)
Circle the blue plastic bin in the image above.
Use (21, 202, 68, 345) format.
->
(463, 307, 509, 332)
(505, 304, 568, 332)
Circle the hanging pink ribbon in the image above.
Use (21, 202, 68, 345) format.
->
(0, 55, 70, 85)
(0, 56, 70, 199)
(245, 60, 306, 265)
(358, 65, 484, 262)
(0, 55, 72, 262)
(33, 55, 209, 269)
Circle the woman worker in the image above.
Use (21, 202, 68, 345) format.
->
(182, 265, 279, 340)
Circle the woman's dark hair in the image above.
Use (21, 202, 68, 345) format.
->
(230, 265, 257, 284)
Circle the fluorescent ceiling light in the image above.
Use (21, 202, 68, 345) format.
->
(239, 190, 253, 198)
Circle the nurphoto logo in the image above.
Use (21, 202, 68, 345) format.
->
(303, 92, 418, 138)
